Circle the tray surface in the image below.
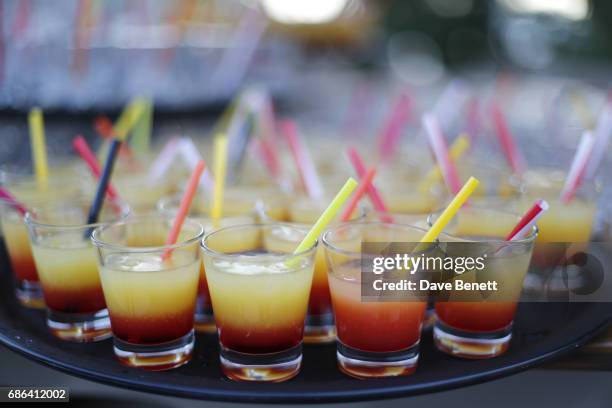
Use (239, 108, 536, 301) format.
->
(0, 246, 609, 403)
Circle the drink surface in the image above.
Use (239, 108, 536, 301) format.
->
(329, 262, 426, 353)
(30, 235, 105, 313)
(99, 253, 199, 344)
(205, 253, 314, 353)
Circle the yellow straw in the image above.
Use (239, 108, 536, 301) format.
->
(28, 108, 49, 189)
(114, 98, 146, 141)
(292, 177, 358, 256)
(130, 98, 153, 154)
(419, 134, 470, 192)
(420, 176, 480, 243)
(211, 135, 228, 228)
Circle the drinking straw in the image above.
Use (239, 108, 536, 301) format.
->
(0, 187, 27, 216)
(131, 98, 153, 154)
(346, 147, 389, 213)
(147, 137, 181, 184)
(291, 178, 358, 258)
(377, 92, 411, 159)
(73, 136, 119, 199)
(211, 136, 228, 228)
(28, 108, 49, 189)
(419, 134, 470, 192)
(505, 199, 549, 241)
(281, 120, 324, 200)
(228, 113, 256, 183)
(85, 138, 122, 228)
(584, 103, 612, 180)
(253, 137, 280, 178)
(420, 177, 480, 243)
(422, 113, 462, 194)
(162, 160, 206, 260)
(114, 99, 146, 141)
(340, 167, 376, 222)
(433, 80, 470, 130)
(490, 103, 526, 175)
(178, 138, 215, 192)
(560, 131, 596, 204)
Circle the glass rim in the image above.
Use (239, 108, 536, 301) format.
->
(201, 222, 318, 260)
(91, 214, 205, 252)
(24, 198, 130, 231)
(321, 221, 435, 257)
(427, 206, 538, 244)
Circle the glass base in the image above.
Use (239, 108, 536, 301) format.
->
(114, 330, 194, 371)
(194, 307, 216, 334)
(16, 280, 45, 309)
(220, 343, 302, 382)
(47, 309, 111, 342)
(336, 341, 419, 379)
(304, 312, 336, 344)
(434, 320, 512, 359)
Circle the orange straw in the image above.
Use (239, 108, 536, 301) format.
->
(340, 166, 376, 221)
(162, 160, 206, 260)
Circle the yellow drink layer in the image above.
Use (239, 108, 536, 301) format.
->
(31, 235, 100, 291)
(204, 255, 314, 333)
(1, 214, 31, 261)
(99, 253, 200, 319)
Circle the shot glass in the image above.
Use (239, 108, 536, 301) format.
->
(0, 198, 43, 308)
(322, 222, 430, 379)
(92, 215, 204, 370)
(429, 207, 537, 359)
(202, 223, 317, 382)
(25, 197, 129, 342)
(158, 194, 257, 333)
(282, 196, 363, 344)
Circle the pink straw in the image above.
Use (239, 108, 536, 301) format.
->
(280, 120, 324, 200)
(377, 92, 411, 160)
(253, 137, 280, 178)
(346, 147, 390, 214)
(560, 131, 596, 204)
(340, 167, 377, 221)
(422, 113, 462, 194)
(505, 199, 549, 241)
(162, 160, 206, 260)
(490, 103, 526, 175)
(0, 187, 27, 216)
(72, 135, 119, 199)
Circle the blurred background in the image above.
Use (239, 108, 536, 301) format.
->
(1, 0, 612, 406)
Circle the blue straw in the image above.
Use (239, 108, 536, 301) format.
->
(85, 138, 122, 234)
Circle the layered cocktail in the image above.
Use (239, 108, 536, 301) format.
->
(202, 223, 316, 382)
(92, 215, 204, 370)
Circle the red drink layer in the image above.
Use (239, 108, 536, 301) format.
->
(9, 254, 39, 282)
(43, 286, 106, 314)
(198, 263, 212, 307)
(309, 279, 331, 316)
(435, 301, 518, 332)
(219, 322, 304, 354)
(110, 307, 195, 344)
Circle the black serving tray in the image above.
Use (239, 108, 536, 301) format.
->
(0, 244, 610, 403)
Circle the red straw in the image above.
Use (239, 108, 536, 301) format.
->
(280, 120, 324, 199)
(346, 147, 390, 214)
(422, 113, 462, 194)
(253, 137, 280, 178)
(162, 160, 206, 260)
(340, 167, 377, 221)
(377, 92, 411, 159)
(94, 116, 136, 163)
(73, 136, 119, 199)
(490, 103, 526, 175)
(0, 187, 27, 216)
(505, 199, 549, 241)
(560, 131, 596, 203)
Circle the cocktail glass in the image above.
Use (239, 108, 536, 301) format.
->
(25, 197, 129, 341)
(201, 223, 317, 382)
(429, 207, 537, 358)
(322, 221, 430, 378)
(92, 215, 204, 370)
